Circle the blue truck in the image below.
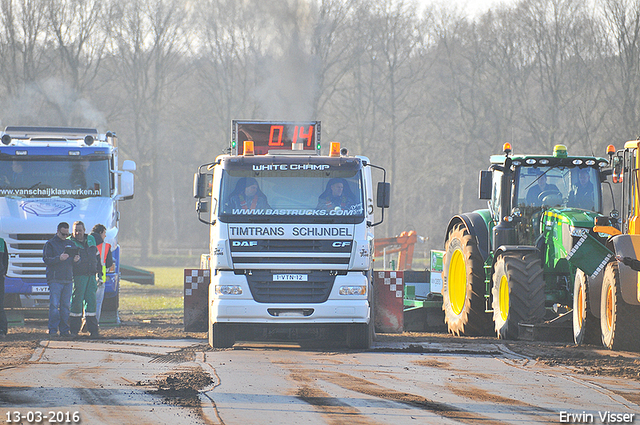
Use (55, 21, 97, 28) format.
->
(0, 126, 136, 324)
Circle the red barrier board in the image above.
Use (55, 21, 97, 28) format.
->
(374, 270, 404, 333)
(184, 269, 210, 332)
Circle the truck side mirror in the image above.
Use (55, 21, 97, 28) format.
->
(376, 182, 390, 208)
(122, 160, 136, 172)
(119, 171, 134, 200)
(479, 170, 492, 199)
(600, 168, 612, 181)
(196, 200, 209, 213)
(612, 156, 623, 184)
(193, 173, 207, 199)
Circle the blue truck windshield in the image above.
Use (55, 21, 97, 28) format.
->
(0, 158, 111, 198)
(517, 166, 601, 212)
(218, 167, 365, 224)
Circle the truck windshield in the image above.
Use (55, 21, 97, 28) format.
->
(218, 166, 365, 224)
(516, 166, 601, 212)
(0, 158, 111, 198)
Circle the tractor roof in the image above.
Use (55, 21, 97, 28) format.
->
(490, 144, 608, 167)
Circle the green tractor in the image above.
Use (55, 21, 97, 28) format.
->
(442, 143, 615, 341)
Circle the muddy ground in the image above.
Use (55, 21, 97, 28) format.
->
(1, 314, 639, 409)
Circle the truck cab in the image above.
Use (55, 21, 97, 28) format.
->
(194, 120, 389, 348)
(0, 127, 135, 322)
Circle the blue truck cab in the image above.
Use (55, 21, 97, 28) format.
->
(0, 126, 135, 322)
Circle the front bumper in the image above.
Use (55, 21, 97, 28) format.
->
(210, 271, 370, 324)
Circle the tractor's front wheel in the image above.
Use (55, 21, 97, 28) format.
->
(573, 269, 601, 346)
(491, 252, 546, 339)
(601, 262, 640, 351)
(442, 224, 492, 336)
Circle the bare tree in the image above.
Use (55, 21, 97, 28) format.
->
(366, 0, 429, 235)
(0, 0, 49, 94)
(111, 0, 190, 258)
(515, 0, 600, 151)
(600, 0, 640, 140)
(45, 0, 111, 93)
(308, 0, 366, 117)
(193, 0, 265, 147)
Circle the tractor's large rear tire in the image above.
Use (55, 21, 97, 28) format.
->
(601, 262, 640, 351)
(491, 252, 546, 340)
(442, 224, 492, 336)
(573, 269, 601, 346)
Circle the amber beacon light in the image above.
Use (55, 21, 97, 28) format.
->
(329, 142, 341, 157)
(243, 140, 255, 156)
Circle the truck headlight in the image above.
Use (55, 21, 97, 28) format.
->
(339, 285, 366, 295)
(215, 285, 243, 295)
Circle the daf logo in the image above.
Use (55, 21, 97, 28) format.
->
(232, 241, 258, 247)
(332, 241, 351, 248)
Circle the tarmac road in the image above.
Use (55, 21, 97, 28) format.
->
(1, 336, 638, 424)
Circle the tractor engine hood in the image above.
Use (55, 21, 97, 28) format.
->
(543, 208, 602, 230)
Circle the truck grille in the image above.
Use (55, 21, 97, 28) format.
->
(230, 239, 352, 269)
(5, 233, 53, 279)
(245, 271, 335, 303)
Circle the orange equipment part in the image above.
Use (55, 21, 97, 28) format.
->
(373, 230, 418, 270)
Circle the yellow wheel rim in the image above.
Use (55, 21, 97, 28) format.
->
(499, 275, 510, 321)
(577, 284, 585, 325)
(449, 249, 466, 315)
(605, 285, 614, 330)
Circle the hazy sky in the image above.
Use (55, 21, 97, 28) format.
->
(417, 0, 517, 17)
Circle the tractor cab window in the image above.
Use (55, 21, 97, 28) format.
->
(516, 166, 601, 212)
(519, 167, 566, 207)
(567, 168, 598, 211)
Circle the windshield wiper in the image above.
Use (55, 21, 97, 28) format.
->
(312, 218, 336, 224)
(525, 165, 560, 191)
(244, 216, 271, 223)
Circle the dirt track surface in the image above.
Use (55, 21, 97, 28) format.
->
(2, 318, 640, 381)
(1, 317, 639, 424)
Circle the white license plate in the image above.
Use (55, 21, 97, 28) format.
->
(274, 274, 308, 282)
(32, 286, 49, 294)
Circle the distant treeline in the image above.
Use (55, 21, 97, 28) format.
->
(0, 0, 637, 257)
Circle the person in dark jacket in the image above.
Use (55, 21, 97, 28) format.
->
(568, 169, 595, 210)
(43, 222, 77, 338)
(68, 221, 98, 338)
(228, 177, 271, 211)
(316, 178, 356, 211)
(0, 236, 9, 338)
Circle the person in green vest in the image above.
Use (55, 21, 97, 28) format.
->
(0, 236, 8, 338)
(68, 221, 98, 338)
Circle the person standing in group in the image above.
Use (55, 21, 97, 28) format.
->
(90, 224, 112, 324)
(0, 234, 9, 338)
(68, 221, 99, 338)
(43, 222, 77, 338)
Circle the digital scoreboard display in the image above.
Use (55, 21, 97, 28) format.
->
(231, 121, 321, 155)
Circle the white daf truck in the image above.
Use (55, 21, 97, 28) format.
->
(0, 126, 135, 323)
(193, 120, 390, 348)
